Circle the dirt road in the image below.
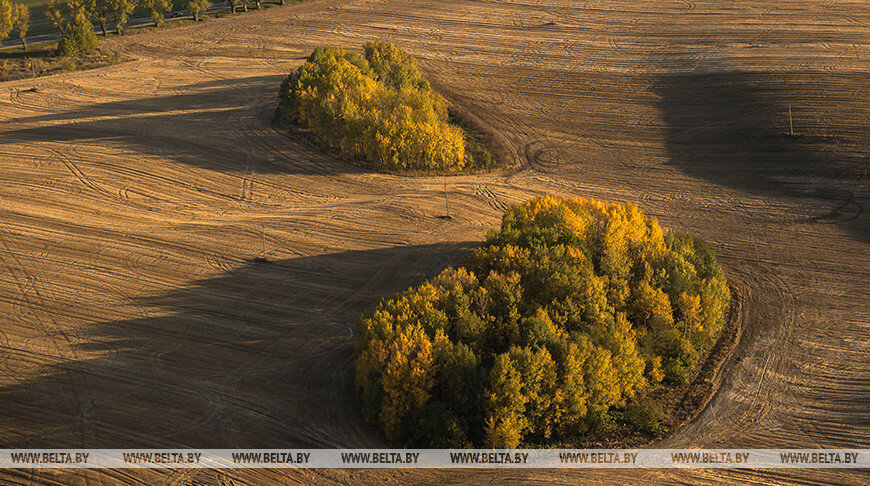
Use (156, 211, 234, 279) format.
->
(0, 0, 867, 484)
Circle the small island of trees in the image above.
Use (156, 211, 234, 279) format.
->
(355, 196, 730, 447)
(278, 41, 493, 172)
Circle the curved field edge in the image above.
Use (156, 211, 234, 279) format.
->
(648, 282, 743, 446)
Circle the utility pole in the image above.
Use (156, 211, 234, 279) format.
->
(788, 104, 794, 136)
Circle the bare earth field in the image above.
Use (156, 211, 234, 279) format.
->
(0, 0, 868, 484)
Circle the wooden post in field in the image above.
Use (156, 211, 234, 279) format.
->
(261, 224, 266, 259)
(788, 104, 794, 136)
(444, 179, 450, 219)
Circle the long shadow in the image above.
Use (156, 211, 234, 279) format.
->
(0, 242, 473, 448)
(653, 70, 870, 243)
(1, 75, 362, 176)
(8, 77, 277, 125)
(0, 48, 58, 60)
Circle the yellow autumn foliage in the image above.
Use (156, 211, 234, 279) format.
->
(355, 196, 730, 447)
(279, 42, 466, 171)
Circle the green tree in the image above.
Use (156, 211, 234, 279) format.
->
(57, 15, 97, 55)
(48, 0, 98, 55)
(44, 0, 66, 36)
(11, 3, 29, 50)
(91, 0, 111, 35)
(140, 0, 170, 26)
(0, 0, 12, 42)
(107, 0, 134, 33)
(185, 0, 210, 21)
(0, 0, 14, 40)
(66, 0, 89, 17)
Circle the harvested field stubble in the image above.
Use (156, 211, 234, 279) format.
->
(0, 0, 867, 484)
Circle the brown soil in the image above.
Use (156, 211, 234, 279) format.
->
(0, 0, 867, 484)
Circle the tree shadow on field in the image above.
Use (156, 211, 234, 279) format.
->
(1, 75, 363, 176)
(0, 242, 473, 448)
(653, 71, 870, 244)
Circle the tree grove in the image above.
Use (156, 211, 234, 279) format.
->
(355, 196, 730, 447)
(279, 42, 468, 172)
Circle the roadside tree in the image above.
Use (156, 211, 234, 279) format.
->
(140, 0, 170, 26)
(1, 0, 15, 40)
(107, 0, 134, 33)
(186, 0, 210, 21)
(11, 3, 29, 50)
